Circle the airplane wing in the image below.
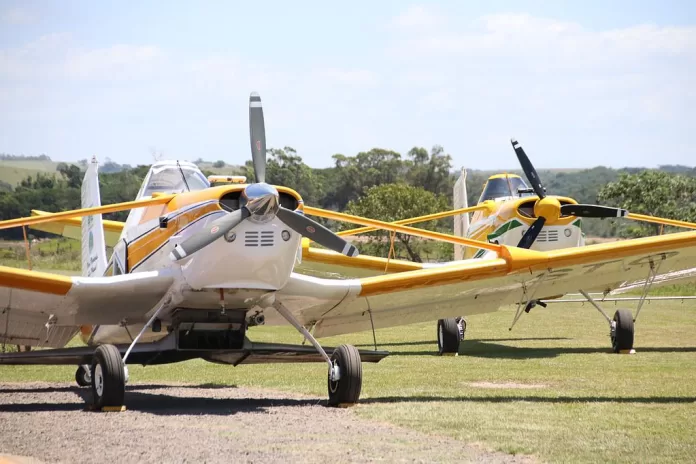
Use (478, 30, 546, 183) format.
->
(28, 210, 124, 247)
(276, 230, 696, 337)
(0, 266, 174, 347)
(611, 266, 696, 294)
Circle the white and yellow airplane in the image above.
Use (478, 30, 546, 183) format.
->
(2, 94, 696, 410)
(296, 140, 696, 356)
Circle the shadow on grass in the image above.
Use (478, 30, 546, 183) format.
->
(0, 383, 236, 394)
(382, 340, 696, 358)
(362, 395, 696, 405)
(356, 337, 572, 349)
(0, 383, 322, 414)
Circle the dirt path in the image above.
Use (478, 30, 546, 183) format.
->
(0, 382, 535, 463)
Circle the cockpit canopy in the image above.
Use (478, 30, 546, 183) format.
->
(136, 161, 211, 199)
(478, 174, 529, 203)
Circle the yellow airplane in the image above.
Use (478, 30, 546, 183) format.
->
(2, 93, 696, 411)
(296, 141, 696, 357)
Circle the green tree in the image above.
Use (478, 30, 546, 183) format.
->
(327, 148, 406, 210)
(598, 170, 696, 237)
(213, 160, 226, 168)
(57, 163, 82, 189)
(244, 147, 325, 205)
(405, 145, 454, 197)
(344, 183, 451, 262)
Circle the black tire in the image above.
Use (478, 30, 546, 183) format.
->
(90, 344, 126, 409)
(437, 318, 461, 355)
(327, 344, 362, 406)
(75, 364, 91, 387)
(611, 309, 634, 353)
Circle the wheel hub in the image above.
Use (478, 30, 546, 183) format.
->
(329, 362, 341, 388)
(94, 364, 104, 396)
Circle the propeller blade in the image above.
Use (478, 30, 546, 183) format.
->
(276, 207, 359, 257)
(561, 204, 628, 218)
(517, 217, 546, 249)
(249, 92, 267, 183)
(170, 208, 250, 261)
(511, 138, 545, 199)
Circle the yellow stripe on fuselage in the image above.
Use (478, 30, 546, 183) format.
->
(127, 202, 222, 271)
(126, 185, 304, 271)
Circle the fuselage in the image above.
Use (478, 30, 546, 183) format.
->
(82, 162, 303, 345)
(464, 174, 585, 259)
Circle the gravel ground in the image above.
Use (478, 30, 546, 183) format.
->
(0, 382, 536, 464)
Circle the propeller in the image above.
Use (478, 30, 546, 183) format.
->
(518, 217, 546, 250)
(249, 91, 266, 183)
(170, 93, 359, 261)
(511, 139, 545, 200)
(510, 138, 628, 249)
(560, 204, 628, 218)
(276, 208, 358, 257)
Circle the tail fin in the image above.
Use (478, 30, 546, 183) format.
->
(453, 167, 470, 260)
(81, 157, 107, 277)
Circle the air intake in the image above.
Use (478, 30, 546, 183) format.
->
(244, 230, 274, 247)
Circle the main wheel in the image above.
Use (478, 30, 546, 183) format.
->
(611, 309, 634, 353)
(437, 318, 461, 355)
(327, 344, 362, 407)
(75, 364, 91, 387)
(90, 344, 126, 409)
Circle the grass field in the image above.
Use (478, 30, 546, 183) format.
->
(2, 301, 695, 462)
(0, 159, 60, 186)
(0, 165, 51, 187)
(0, 239, 81, 271)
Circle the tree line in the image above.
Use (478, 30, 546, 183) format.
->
(1, 147, 695, 261)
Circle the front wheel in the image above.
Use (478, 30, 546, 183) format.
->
(91, 344, 126, 409)
(75, 364, 91, 387)
(327, 344, 362, 407)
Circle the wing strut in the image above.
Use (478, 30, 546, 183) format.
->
(633, 258, 662, 323)
(122, 299, 169, 366)
(272, 300, 337, 378)
(578, 290, 612, 323)
(508, 275, 547, 331)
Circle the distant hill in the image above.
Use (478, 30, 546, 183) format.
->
(0, 156, 247, 186)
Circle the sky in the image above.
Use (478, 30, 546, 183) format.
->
(1, 1, 695, 170)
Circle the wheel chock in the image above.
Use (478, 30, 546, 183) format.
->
(102, 406, 127, 412)
(84, 404, 127, 412)
(618, 349, 636, 355)
(441, 352, 458, 357)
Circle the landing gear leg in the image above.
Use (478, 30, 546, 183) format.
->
(580, 290, 636, 354)
(437, 317, 466, 355)
(88, 300, 168, 410)
(273, 300, 362, 406)
(580, 256, 661, 353)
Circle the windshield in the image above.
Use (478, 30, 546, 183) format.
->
(478, 176, 528, 203)
(139, 165, 210, 198)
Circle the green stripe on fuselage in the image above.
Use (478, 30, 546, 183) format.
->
(487, 219, 524, 242)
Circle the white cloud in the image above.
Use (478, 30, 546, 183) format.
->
(389, 5, 444, 29)
(315, 68, 379, 87)
(386, 9, 696, 117)
(389, 12, 696, 69)
(1, 7, 35, 25)
(64, 45, 163, 79)
(1, 8, 694, 169)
